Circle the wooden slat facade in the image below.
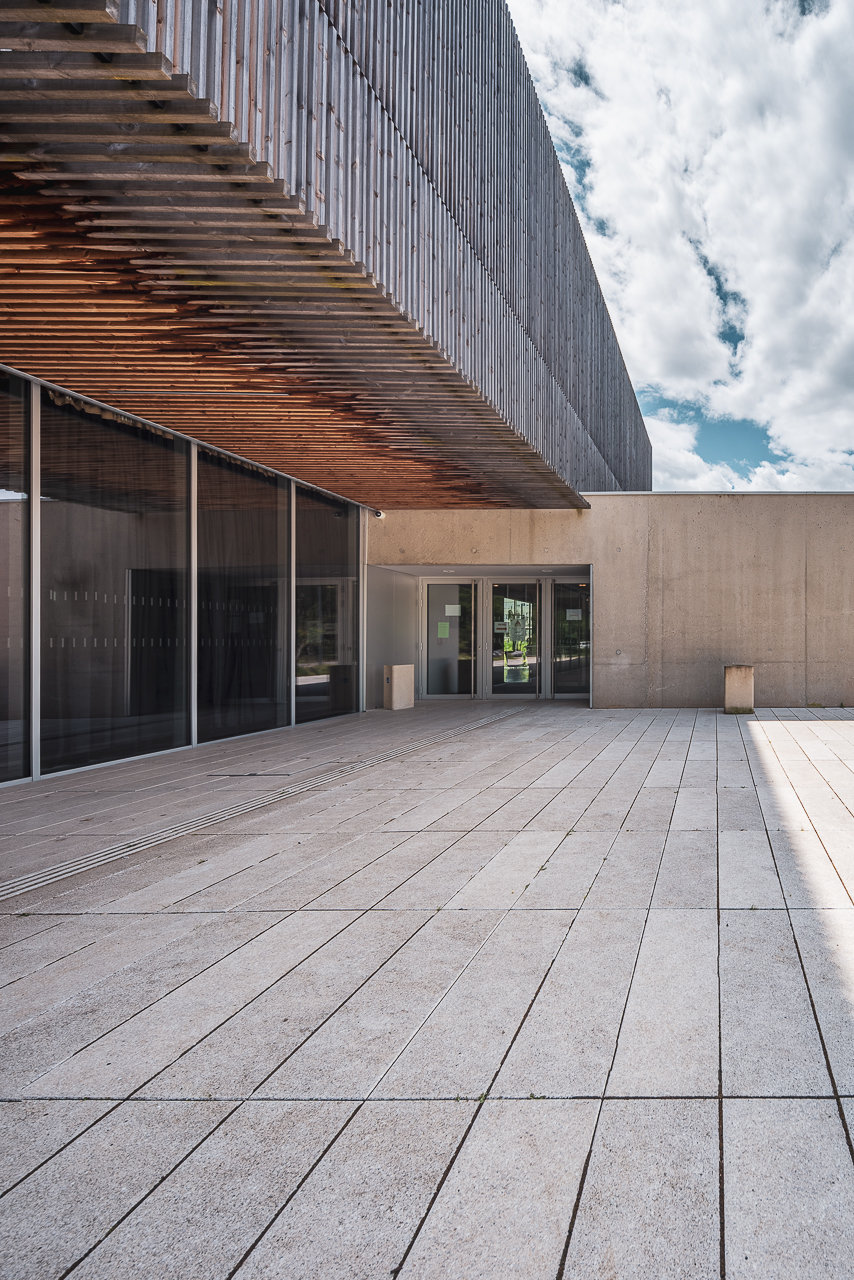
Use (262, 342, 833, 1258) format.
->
(0, 0, 651, 508)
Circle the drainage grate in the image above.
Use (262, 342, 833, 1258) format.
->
(0, 708, 522, 902)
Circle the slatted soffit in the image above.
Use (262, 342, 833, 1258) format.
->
(0, 0, 651, 509)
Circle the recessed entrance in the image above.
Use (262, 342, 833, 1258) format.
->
(414, 571, 591, 703)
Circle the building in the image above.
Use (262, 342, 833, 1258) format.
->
(2, 1, 851, 788)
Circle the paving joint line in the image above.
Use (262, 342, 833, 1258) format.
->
(554, 707, 699, 1280)
(0, 708, 523, 902)
(392, 707, 688, 1279)
(736, 715, 854, 1173)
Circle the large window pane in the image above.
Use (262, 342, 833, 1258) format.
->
(426, 583, 474, 694)
(553, 582, 591, 698)
(198, 452, 289, 741)
(295, 487, 359, 722)
(491, 582, 539, 695)
(0, 373, 29, 781)
(40, 394, 189, 772)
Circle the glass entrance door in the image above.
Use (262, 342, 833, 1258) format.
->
(426, 583, 475, 694)
(491, 583, 539, 695)
(553, 581, 590, 698)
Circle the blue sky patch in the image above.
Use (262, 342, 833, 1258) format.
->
(638, 390, 777, 475)
(687, 238, 747, 354)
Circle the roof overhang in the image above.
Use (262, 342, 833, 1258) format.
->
(0, 6, 588, 509)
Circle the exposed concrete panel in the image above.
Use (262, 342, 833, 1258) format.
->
(805, 495, 854, 708)
(368, 495, 854, 709)
(648, 495, 807, 709)
(365, 567, 418, 710)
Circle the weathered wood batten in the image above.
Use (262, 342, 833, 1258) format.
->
(0, 0, 651, 506)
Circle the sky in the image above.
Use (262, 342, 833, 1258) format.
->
(505, 0, 854, 491)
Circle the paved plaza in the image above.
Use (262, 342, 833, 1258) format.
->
(1, 701, 853, 1278)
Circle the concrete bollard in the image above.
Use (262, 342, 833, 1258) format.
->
(383, 664, 415, 710)
(724, 665, 754, 714)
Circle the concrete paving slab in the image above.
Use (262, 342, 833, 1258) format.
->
(720, 909, 831, 1096)
(378, 831, 511, 908)
(232, 833, 406, 909)
(24, 911, 355, 1099)
(426, 786, 522, 832)
(67, 1101, 355, 1280)
(399, 1099, 597, 1278)
(718, 830, 785, 909)
(0, 915, 125, 986)
(754, 782, 812, 831)
(671, 787, 718, 831)
(494, 909, 646, 1097)
(651, 830, 717, 908)
(769, 828, 852, 908)
(717, 786, 766, 831)
(374, 911, 573, 1099)
(475, 787, 561, 831)
(513, 846, 607, 909)
(608, 908, 718, 1097)
(0, 912, 282, 1095)
(0, 1100, 231, 1280)
(0, 1099, 113, 1193)
(788, 908, 854, 1094)
(622, 785, 677, 830)
(582, 831, 665, 910)
(307, 832, 459, 909)
(724, 1099, 854, 1279)
(523, 786, 599, 832)
(563, 1100, 719, 1280)
(230, 1100, 476, 1280)
(7, 834, 264, 915)
(0, 915, 64, 949)
(0, 912, 199, 1035)
(166, 834, 352, 911)
(137, 910, 431, 1100)
(642, 758, 687, 788)
(443, 832, 563, 909)
(258, 911, 501, 1099)
(383, 785, 484, 830)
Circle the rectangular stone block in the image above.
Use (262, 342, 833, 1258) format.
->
(384, 664, 415, 710)
(725, 665, 754, 714)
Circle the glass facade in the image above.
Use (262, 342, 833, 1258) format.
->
(295, 486, 359, 722)
(39, 395, 190, 772)
(0, 373, 365, 783)
(198, 452, 289, 741)
(0, 373, 29, 781)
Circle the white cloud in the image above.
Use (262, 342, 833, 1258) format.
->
(506, 0, 854, 489)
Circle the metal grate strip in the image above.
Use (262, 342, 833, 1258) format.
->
(0, 708, 522, 902)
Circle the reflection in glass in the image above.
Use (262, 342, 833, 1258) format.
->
(426, 583, 474, 694)
(198, 453, 289, 741)
(40, 395, 189, 771)
(295, 487, 359, 722)
(492, 582, 538, 695)
(0, 373, 29, 781)
(553, 582, 591, 697)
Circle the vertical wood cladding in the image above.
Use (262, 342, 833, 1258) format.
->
(119, 1, 651, 491)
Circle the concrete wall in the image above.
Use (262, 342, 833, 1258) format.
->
(366, 495, 854, 708)
(365, 567, 419, 710)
